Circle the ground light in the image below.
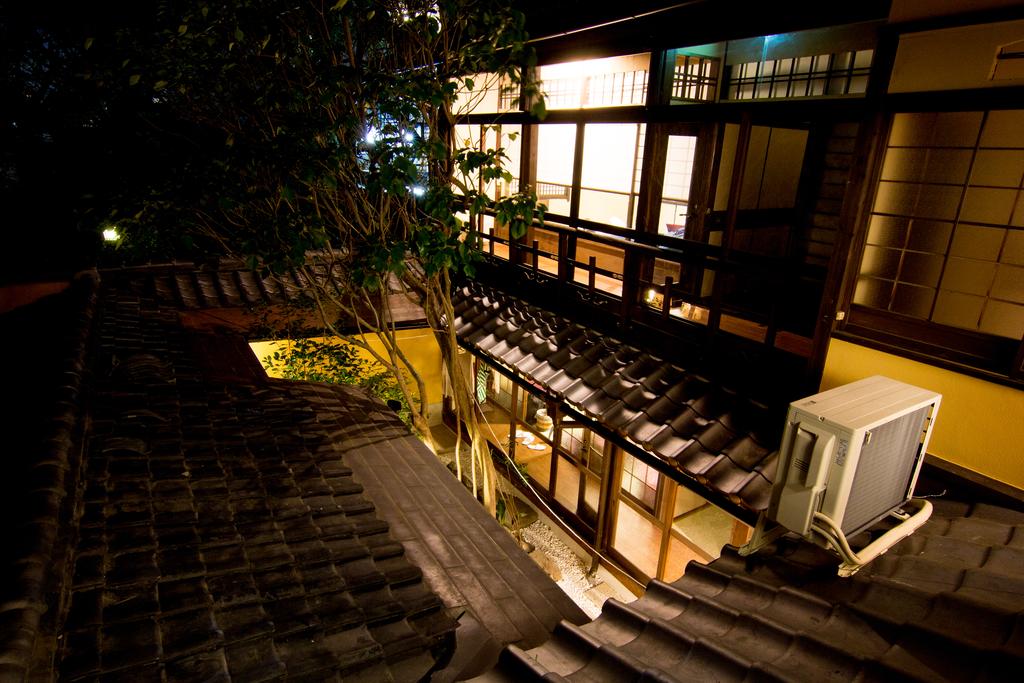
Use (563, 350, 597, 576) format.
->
(102, 227, 120, 242)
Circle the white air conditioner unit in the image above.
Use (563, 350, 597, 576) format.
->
(742, 376, 941, 576)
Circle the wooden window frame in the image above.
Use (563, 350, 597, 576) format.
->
(837, 106, 1024, 385)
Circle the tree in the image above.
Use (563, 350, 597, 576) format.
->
(263, 337, 416, 425)
(0, 3, 171, 276)
(97, 0, 545, 514)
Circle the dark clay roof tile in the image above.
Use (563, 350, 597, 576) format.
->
(736, 472, 773, 510)
(720, 436, 773, 472)
(618, 355, 663, 383)
(563, 377, 604, 406)
(639, 363, 686, 393)
(578, 390, 621, 418)
(543, 372, 581, 398)
(693, 420, 738, 454)
(598, 374, 638, 401)
(529, 359, 567, 385)
(664, 407, 710, 438)
(669, 443, 725, 476)
(663, 376, 712, 405)
(702, 458, 759, 497)
(624, 414, 668, 446)
(647, 430, 696, 461)
(601, 403, 642, 432)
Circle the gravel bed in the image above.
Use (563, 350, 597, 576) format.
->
(520, 520, 605, 619)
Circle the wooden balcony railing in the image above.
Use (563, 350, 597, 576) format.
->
(467, 214, 827, 395)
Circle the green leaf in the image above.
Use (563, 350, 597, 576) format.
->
(234, 28, 244, 41)
(530, 98, 547, 120)
(178, 24, 188, 35)
(84, 36, 94, 50)
(331, 0, 350, 10)
(128, 74, 140, 86)
(153, 80, 167, 91)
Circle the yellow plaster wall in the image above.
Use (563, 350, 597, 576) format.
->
(821, 338, 1024, 491)
(249, 328, 444, 405)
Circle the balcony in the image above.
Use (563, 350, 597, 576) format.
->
(468, 215, 825, 399)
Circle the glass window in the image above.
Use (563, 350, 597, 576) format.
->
(558, 426, 604, 473)
(611, 499, 660, 578)
(586, 433, 605, 474)
(663, 535, 703, 583)
(670, 44, 721, 103)
(658, 135, 698, 237)
(453, 124, 522, 201)
(485, 370, 514, 412)
(551, 425, 603, 529)
(535, 124, 576, 216)
(524, 452, 551, 491)
(478, 215, 510, 260)
(667, 24, 878, 105)
(572, 240, 625, 297)
(538, 53, 651, 110)
(579, 124, 646, 228)
(452, 72, 520, 115)
(559, 426, 585, 459)
(554, 456, 580, 513)
(856, 110, 1024, 340)
(621, 453, 659, 512)
(723, 25, 876, 101)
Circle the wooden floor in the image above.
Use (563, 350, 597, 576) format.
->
(612, 499, 734, 582)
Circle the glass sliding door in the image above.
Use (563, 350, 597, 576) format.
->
(579, 123, 646, 228)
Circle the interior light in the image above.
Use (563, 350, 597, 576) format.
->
(411, 185, 426, 197)
(364, 127, 379, 145)
(403, 131, 415, 143)
(102, 227, 120, 242)
(541, 55, 623, 80)
(646, 288, 657, 302)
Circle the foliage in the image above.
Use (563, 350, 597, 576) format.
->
(96, 0, 544, 270)
(0, 3, 193, 276)
(79, 0, 547, 514)
(263, 337, 416, 425)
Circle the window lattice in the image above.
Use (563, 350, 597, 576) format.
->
(621, 454, 659, 512)
(672, 55, 718, 102)
(856, 110, 1024, 339)
(726, 49, 872, 100)
(542, 70, 648, 109)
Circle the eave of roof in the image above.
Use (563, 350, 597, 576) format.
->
(101, 259, 426, 333)
(452, 281, 781, 515)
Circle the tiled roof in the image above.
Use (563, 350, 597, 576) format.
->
(102, 260, 349, 310)
(0, 267, 586, 682)
(102, 260, 426, 330)
(452, 282, 783, 513)
(0, 273, 97, 681)
(478, 497, 1024, 682)
(58, 285, 456, 681)
(335, 388, 589, 679)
